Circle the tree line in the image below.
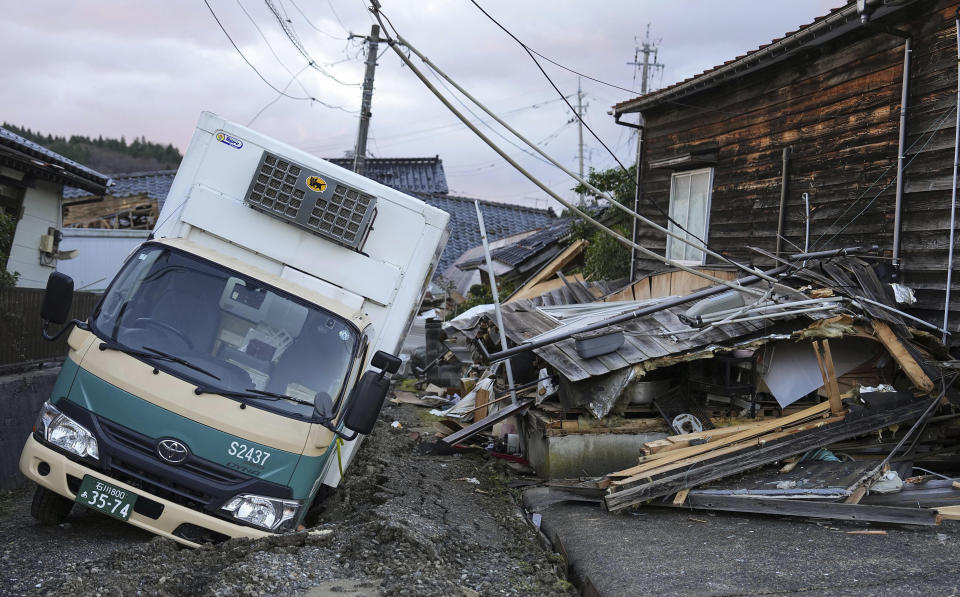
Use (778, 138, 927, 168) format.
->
(2, 123, 182, 172)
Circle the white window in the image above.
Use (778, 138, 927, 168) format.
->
(666, 168, 713, 264)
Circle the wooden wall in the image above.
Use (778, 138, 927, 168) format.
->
(636, 0, 960, 333)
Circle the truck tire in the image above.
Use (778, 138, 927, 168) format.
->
(30, 486, 74, 525)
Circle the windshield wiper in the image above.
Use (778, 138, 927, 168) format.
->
(193, 386, 312, 406)
(141, 345, 221, 381)
(98, 341, 220, 381)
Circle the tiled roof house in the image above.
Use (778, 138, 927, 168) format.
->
(65, 155, 554, 277)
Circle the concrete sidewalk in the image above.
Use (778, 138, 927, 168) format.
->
(524, 489, 960, 596)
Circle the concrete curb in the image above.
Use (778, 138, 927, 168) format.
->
(0, 367, 59, 489)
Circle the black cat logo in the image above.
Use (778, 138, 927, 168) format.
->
(307, 176, 327, 193)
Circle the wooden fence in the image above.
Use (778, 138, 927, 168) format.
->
(0, 287, 101, 368)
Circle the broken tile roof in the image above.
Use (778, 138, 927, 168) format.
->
(0, 126, 110, 193)
(415, 193, 555, 275)
(64, 170, 177, 208)
(61, 156, 554, 279)
(326, 156, 448, 194)
(458, 221, 571, 269)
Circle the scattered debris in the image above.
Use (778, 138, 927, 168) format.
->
(427, 248, 960, 529)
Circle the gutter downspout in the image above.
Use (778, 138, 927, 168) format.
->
(775, 146, 792, 258)
(630, 114, 646, 283)
(615, 111, 645, 284)
(943, 8, 960, 344)
(859, 8, 912, 272)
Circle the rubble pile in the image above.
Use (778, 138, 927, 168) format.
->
(420, 248, 960, 527)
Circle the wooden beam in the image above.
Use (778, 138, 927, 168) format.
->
(935, 505, 960, 521)
(812, 340, 844, 416)
(663, 495, 941, 526)
(604, 392, 927, 511)
(672, 489, 690, 505)
(871, 321, 934, 394)
(608, 401, 832, 479)
(474, 386, 490, 420)
(507, 239, 588, 302)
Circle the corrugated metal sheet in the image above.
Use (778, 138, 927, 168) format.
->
(498, 298, 774, 383)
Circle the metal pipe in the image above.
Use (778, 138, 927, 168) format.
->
(851, 296, 949, 335)
(630, 113, 645, 283)
(480, 245, 868, 362)
(944, 8, 960, 344)
(474, 200, 517, 405)
(695, 305, 840, 326)
(859, 8, 912, 269)
(893, 37, 911, 269)
(775, 146, 792, 258)
(803, 192, 811, 253)
(695, 297, 844, 322)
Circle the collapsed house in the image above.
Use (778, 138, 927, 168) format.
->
(421, 245, 960, 527)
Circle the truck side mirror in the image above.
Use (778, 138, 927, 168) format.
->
(40, 272, 85, 342)
(342, 370, 390, 436)
(319, 351, 400, 440)
(41, 272, 74, 325)
(370, 350, 401, 375)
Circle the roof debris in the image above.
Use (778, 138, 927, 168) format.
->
(404, 245, 960, 528)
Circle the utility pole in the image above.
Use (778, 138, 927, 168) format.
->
(627, 24, 665, 95)
(352, 24, 380, 175)
(576, 78, 585, 205)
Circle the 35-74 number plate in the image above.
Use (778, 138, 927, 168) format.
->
(75, 475, 138, 521)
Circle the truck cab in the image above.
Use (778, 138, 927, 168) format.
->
(18, 112, 449, 546)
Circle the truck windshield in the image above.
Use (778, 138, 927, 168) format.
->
(90, 244, 359, 420)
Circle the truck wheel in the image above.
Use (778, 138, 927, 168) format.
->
(30, 486, 74, 525)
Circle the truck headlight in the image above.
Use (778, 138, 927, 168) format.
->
(36, 401, 99, 460)
(221, 494, 300, 531)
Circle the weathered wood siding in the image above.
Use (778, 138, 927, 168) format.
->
(637, 0, 960, 333)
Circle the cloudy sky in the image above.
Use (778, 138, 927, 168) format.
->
(3, 0, 842, 211)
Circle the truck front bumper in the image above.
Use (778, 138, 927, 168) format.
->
(19, 435, 270, 547)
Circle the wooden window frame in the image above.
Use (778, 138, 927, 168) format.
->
(666, 167, 714, 265)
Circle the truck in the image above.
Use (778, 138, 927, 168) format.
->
(18, 112, 449, 546)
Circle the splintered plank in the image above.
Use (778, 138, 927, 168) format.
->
(441, 399, 533, 445)
(871, 321, 935, 394)
(604, 392, 927, 512)
(608, 401, 832, 479)
(662, 495, 941, 526)
(642, 423, 764, 456)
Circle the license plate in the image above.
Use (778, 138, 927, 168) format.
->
(75, 475, 138, 521)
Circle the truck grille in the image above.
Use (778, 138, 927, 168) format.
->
(98, 418, 249, 486)
(244, 151, 377, 250)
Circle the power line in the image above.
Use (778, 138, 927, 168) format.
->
(248, 63, 311, 126)
(264, 0, 361, 87)
(467, 0, 706, 248)
(235, 0, 313, 98)
(205, 0, 315, 101)
(287, 0, 349, 39)
(326, 0, 350, 32)
(425, 65, 556, 167)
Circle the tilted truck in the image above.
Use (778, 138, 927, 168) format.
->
(18, 112, 449, 546)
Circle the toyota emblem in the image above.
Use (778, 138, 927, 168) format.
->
(156, 438, 189, 464)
